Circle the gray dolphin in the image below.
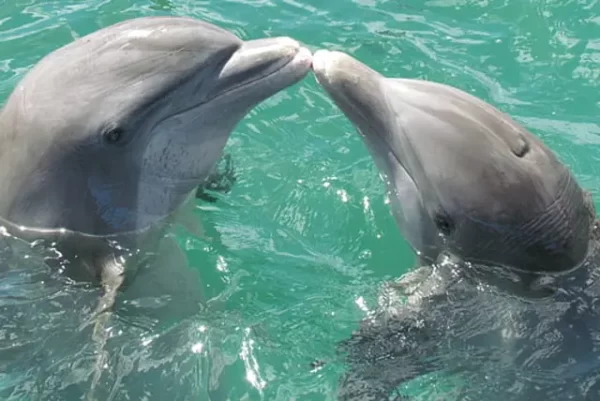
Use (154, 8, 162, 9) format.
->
(0, 15, 311, 283)
(312, 50, 600, 400)
(0, 16, 311, 400)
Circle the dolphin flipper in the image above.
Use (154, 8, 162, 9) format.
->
(196, 153, 237, 202)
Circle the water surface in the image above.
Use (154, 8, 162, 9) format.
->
(0, 0, 599, 399)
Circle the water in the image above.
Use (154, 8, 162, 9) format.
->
(0, 0, 599, 400)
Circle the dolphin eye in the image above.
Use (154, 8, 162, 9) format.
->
(103, 126, 126, 145)
(434, 212, 455, 236)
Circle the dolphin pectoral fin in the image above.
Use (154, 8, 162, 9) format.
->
(195, 190, 218, 203)
(174, 200, 209, 241)
(196, 153, 237, 202)
(174, 193, 225, 245)
(117, 236, 206, 327)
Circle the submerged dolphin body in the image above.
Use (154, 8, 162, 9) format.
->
(312, 50, 600, 400)
(0, 16, 311, 400)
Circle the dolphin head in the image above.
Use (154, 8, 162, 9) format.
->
(312, 50, 595, 274)
(0, 16, 311, 236)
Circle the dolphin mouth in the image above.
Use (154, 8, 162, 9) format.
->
(154, 37, 312, 130)
(216, 37, 312, 94)
(207, 36, 312, 107)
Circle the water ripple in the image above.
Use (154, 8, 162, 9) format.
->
(0, 0, 598, 400)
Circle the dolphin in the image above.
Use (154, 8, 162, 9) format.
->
(0, 16, 311, 400)
(312, 50, 600, 400)
(0, 15, 312, 287)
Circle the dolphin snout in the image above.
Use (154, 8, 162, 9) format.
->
(311, 49, 337, 78)
(311, 49, 383, 126)
(263, 36, 313, 72)
(219, 36, 312, 84)
(311, 49, 382, 95)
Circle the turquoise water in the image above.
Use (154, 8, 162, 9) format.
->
(0, 0, 599, 400)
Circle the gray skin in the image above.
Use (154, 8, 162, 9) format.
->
(0, 16, 311, 400)
(312, 50, 600, 401)
(0, 16, 311, 284)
